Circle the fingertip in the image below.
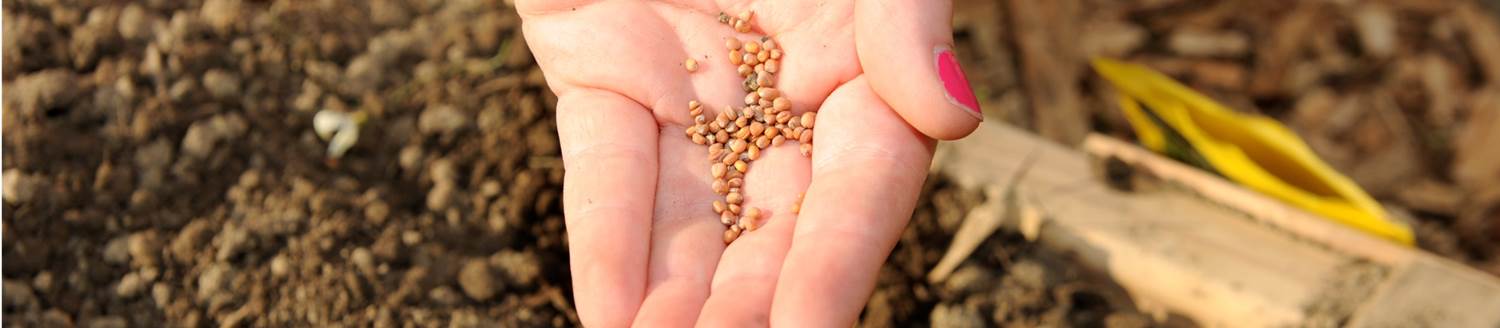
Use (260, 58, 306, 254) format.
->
(855, 0, 981, 141)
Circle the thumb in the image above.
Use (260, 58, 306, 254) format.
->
(855, 0, 981, 140)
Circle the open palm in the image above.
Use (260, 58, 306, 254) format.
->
(518, 0, 980, 326)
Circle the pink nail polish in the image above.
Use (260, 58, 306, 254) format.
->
(936, 47, 982, 119)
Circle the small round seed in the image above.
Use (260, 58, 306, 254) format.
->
(729, 203, 742, 214)
(721, 211, 736, 225)
(713, 200, 726, 214)
(735, 20, 751, 33)
(757, 74, 773, 87)
(685, 58, 699, 72)
(801, 112, 816, 128)
(734, 160, 748, 173)
(733, 127, 749, 140)
(725, 38, 742, 50)
(692, 134, 707, 145)
(800, 128, 813, 143)
(800, 143, 812, 157)
(770, 49, 782, 59)
(729, 139, 748, 152)
(748, 145, 761, 160)
(712, 162, 727, 178)
(727, 192, 743, 204)
(766, 59, 779, 73)
(738, 11, 754, 22)
(728, 177, 743, 188)
(745, 40, 761, 53)
(758, 87, 779, 99)
(722, 153, 737, 165)
(743, 53, 758, 66)
(712, 179, 728, 194)
(765, 125, 781, 138)
(757, 50, 769, 62)
(749, 122, 765, 136)
(736, 116, 749, 127)
(723, 227, 741, 244)
(690, 100, 701, 110)
(716, 130, 729, 142)
(773, 97, 791, 112)
(772, 135, 786, 146)
(709, 145, 724, 161)
(741, 107, 755, 118)
(756, 136, 771, 148)
(745, 92, 759, 105)
(776, 111, 792, 124)
(729, 49, 743, 65)
(744, 206, 762, 221)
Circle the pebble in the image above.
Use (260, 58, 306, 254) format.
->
(4, 280, 38, 309)
(202, 69, 241, 100)
(117, 4, 154, 40)
(428, 286, 463, 306)
(170, 220, 213, 264)
(103, 236, 131, 264)
(152, 283, 173, 308)
(215, 224, 251, 261)
(117, 272, 145, 298)
(490, 250, 541, 285)
(270, 255, 291, 277)
(943, 265, 994, 296)
(3, 169, 38, 204)
(200, 0, 242, 33)
(458, 259, 497, 301)
(128, 231, 161, 268)
(84, 316, 128, 328)
(352, 247, 377, 275)
(930, 303, 986, 328)
(196, 264, 234, 302)
(1007, 260, 1050, 290)
(417, 104, 470, 135)
(4, 70, 77, 117)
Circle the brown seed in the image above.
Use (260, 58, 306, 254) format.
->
(722, 152, 737, 165)
(738, 10, 754, 22)
(725, 38, 742, 50)
(716, 130, 729, 142)
(757, 50, 769, 62)
(741, 107, 755, 118)
(723, 227, 741, 244)
(734, 160, 748, 173)
(692, 134, 707, 145)
(709, 144, 724, 161)
(776, 111, 792, 124)
(757, 74, 773, 87)
(727, 192, 743, 204)
(758, 87, 779, 99)
(748, 145, 761, 160)
(729, 203, 742, 214)
(770, 49, 782, 59)
(745, 92, 759, 105)
(729, 49, 743, 65)
(734, 127, 750, 140)
(736, 116, 749, 127)
(773, 135, 786, 146)
(685, 58, 699, 72)
(712, 179, 728, 194)
(745, 40, 761, 53)
(690, 100, 701, 110)
(721, 211, 736, 225)
(756, 136, 771, 148)
(744, 206, 762, 221)
(800, 143, 812, 156)
(749, 122, 765, 136)
(792, 192, 804, 214)
(765, 125, 781, 138)
(730, 139, 748, 153)
(728, 178, 744, 189)
(800, 128, 813, 143)
(772, 99, 790, 114)
(737, 64, 752, 77)
(801, 112, 816, 128)
(743, 53, 758, 66)
(713, 200, 726, 214)
(735, 20, 751, 33)
(766, 59, 779, 73)
(712, 163, 727, 178)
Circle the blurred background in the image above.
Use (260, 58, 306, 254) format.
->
(3, 0, 1498, 326)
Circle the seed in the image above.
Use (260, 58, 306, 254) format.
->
(745, 40, 761, 53)
(733, 127, 750, 140)
(712, 162, 727, 178)
(727, 192, 743, 204)
(690, 100, 701, 110)
(692, 134, 707, 145)
(712, 179, 728, 194)
(771, 49, 782, 59)
(757, 50, 769, 62)
(800, 143, 812, 157)
(772, 98, 791, 113)
(685, 58, 699, 72)
(801, 112, 816, 128)
(748, 122, 765, 136)
(745, 92, 758, 105)
(773, 135, 786, 146)
(765, 125, 781, 138)
(709, 145, 724, 161)
(735, 116, 749, 127)
(728, 177, 743, 188)
(729, 139, 748, 152)
(758, 87, 779, 99)
(729, 50, 743, 65)
(756, 136, 771, 148)
(723, 227, 741, 244)
(776, 111, 792, 124)
(722, 152, 737, 165)
(799, 128, 813, 143)
(757, 74, 773, 88)
(721, 211, 736, 225)
(765, 59, 779, 73)
(713, 200, 726, 214)
(792, 192, 804, 214)
(716, 130, 729, 142)
(748, 145, 761, 160)
(734, 160, 748, 173)
(729, 203, 742, 214)
(741, 107, 755, 118)
(735, 20, 751, 33)
(743, 207, 762, 228)
(743, 53, 758, 66)
(725, 38, 742, 50)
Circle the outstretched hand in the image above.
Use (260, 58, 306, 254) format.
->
(518, 0, 981, 326)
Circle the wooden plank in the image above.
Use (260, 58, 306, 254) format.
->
(933, 121, 1500, 327)
(935, 122, 1352, 326)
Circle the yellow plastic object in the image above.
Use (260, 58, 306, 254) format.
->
(1091, 58, 1414, 246)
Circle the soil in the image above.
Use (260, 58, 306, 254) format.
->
(6, 0, 1498, 327)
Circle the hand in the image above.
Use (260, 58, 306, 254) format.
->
(517, 0, 981, 326)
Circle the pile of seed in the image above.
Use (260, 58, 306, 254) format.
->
(684, 11, 816, 244)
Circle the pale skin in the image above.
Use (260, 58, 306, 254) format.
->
(517, 0, 979, 326)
